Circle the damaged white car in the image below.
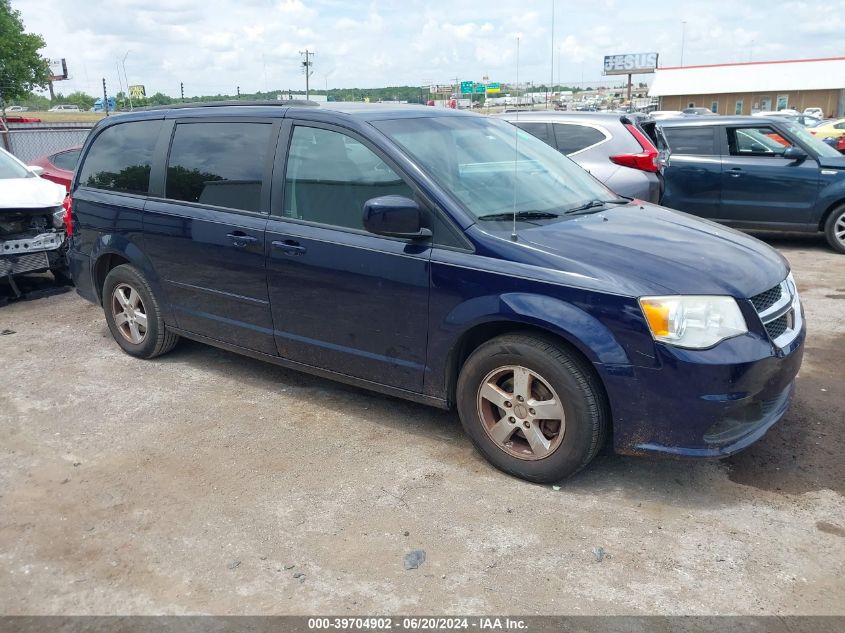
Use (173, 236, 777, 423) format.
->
(1, 147, 69, 295)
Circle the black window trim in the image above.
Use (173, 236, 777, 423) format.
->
(270, 118, 473, 252)
(145, 116, 282, 218)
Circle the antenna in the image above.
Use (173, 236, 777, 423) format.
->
(511, 36, 520, 242)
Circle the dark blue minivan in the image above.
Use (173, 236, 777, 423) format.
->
(65, 102, 805, 483)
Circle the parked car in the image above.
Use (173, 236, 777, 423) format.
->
(803, 107, 824, 118)
(681, 107, 717, 116)
(755, 112, 824, 128)
(67, 103, 804, 483)
(47, 104, 81, 112)
(650, 110, 683, 119)
(809, 118, 845, 140)
(821, 135, 845, 154)
(5, 105, 28, 112)
(0, 147, 69, 293)
(496, 112, 670, 203)
(658, 116, 845, 253)
(30, 146, 81, 191)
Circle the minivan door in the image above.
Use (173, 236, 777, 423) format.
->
(719, 124, 820, 227)
(265, 122, 431, 392)
(142, 119, 280, 355)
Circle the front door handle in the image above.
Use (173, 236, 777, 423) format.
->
(272, 240, 307, 255)
(227, 232, 260, 247)
(728, 168, 742, 178)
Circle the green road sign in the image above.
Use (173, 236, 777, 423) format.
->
(460, 81, 473, 94)
(474, 84, 486, 93)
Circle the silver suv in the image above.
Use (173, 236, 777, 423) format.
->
(496, 112, 670, 203)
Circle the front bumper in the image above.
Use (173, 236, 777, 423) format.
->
(602, 319, 806, 458)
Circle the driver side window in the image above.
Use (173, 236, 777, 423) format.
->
(284, 126, 413, 230)
(727, 126, 793, 157)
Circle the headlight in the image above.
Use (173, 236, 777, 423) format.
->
(639, 295, 748, 349)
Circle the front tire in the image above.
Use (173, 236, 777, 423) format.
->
(824, 204, 845, 254)
(456, 333, 608, 483)
(102, 264, 179, 358)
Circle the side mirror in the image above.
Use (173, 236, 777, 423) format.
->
(782, 146, 807, 162)
(362, 196, 432, 239)
(28, 165, 45, 176)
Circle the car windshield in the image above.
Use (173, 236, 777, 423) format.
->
(784, 122, 842, 157)
(373, 116, 616, 220)
(0, 150, 31, 179)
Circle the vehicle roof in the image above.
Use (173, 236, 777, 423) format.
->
(494, 111, 631, 121)
(105, 100, 477, 123)
(657, 115, 783, 127)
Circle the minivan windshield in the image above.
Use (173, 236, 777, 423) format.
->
(0, 149, 31, 180)
(374, 116, 619, 220)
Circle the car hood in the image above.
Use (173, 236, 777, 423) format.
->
(482, 203, 789, 297)
(817, 154, 845, 169)
(0, 176, 66, 209)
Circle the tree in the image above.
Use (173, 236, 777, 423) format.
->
(0, 0, 49, 110)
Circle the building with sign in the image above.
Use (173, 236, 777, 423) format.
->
(649, 56, 845, 117)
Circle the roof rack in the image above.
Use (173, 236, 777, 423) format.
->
(144, 99, 319, 111)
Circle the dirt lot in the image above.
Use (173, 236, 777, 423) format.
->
(0, 234, 843, 615)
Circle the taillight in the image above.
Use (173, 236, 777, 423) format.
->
(62, 195, 73, 237)
(610, 123, 660, 173)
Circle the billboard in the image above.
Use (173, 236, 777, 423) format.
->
(603, 53, 658, 75)
(48, 58, 68, 81)
(129, 85, 146, 99)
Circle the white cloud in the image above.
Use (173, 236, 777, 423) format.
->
(12, 0, 845, 98)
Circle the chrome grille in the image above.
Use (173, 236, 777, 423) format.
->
(750, 274, 801, 348)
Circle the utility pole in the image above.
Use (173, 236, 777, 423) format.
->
(549, 0, 554, 109)
(299, 50, 315, 100)
(237, 86, 241, 99)
(180, 82, 185, 102)
(102, 78, 109, 116)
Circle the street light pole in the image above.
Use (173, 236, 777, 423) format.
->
(122, 51, 133, 110)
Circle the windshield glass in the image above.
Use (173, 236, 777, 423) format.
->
(0, 149, 31, 180)
(373, 116, 615, 219)
(784, 122, 842, 158)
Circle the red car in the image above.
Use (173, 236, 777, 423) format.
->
(30, 146, 81, 191)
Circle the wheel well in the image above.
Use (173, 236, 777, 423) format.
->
(819, 199, 845, 232)
(93, 253, 130, 303)
(445, 321, 604, 408)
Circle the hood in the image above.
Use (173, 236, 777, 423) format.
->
(817, 154, 845, 169)
(0, 176, 66, 209)
(479, 203, 788, 298)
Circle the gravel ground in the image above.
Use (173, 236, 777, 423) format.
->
(0, 234, 843, 615)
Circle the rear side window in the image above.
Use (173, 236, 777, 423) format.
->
(514, 122, 554, 148)
(165, 122, 273, 213)
(551, 123, 606, 154)
(662, 127, 718, 156)
(78, 120, 162, 195)
(51, 149, 80, 171)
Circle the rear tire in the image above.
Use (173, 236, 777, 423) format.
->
(102, 264, 178, 359)
(456, 333, 608, 483)
(823, 204, 845, 254)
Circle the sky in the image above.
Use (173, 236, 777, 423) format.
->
(13, 0, 845, 98)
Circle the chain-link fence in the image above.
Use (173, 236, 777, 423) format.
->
(1, 122, 93, 163)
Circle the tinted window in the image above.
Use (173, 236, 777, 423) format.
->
(51, 149, 80, 171)
(515, 122, 554, 148)
(662, 127, 718, 155)
(79, 120, 162, 194)
(727, 126, 792, 156)
(165, 122, 272, 212)
(551, 123, 606, 154)
(284, 126, 413, 230)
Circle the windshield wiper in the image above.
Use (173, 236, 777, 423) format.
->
(563, 198, 628, 215)
(477, 210, 560, 221)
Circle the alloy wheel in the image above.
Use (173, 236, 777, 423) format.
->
(476, 365, 566, 461)
(111, 283, 148, 344)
